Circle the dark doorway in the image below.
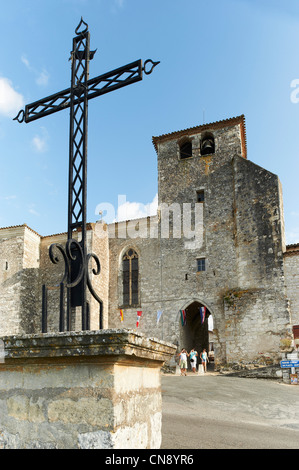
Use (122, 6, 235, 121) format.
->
(179, 301, 213, 370)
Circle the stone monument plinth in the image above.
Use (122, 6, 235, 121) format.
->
(0, 329, 176, 449)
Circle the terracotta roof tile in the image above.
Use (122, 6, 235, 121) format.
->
(284, 243, 299, 256)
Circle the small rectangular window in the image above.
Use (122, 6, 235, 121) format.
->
(197, 258, 206, 272)
(197, 190, 204, 203)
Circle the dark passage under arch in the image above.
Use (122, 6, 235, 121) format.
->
(179, 301, 212, 363)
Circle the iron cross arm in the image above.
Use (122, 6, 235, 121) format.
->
(14, 59, 160, 124)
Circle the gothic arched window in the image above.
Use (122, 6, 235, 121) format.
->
(123, 249, 139, 306)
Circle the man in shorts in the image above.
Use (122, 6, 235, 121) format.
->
(178, 348, 188, 376)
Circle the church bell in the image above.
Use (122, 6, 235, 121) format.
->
(201, 137, 215, 156)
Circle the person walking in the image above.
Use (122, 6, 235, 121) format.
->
(189, 348, 198, 373)
(200, 348, 209, 373)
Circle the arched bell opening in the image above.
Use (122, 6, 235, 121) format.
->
(179, 301, 215, 370)
(201, 133, 215, 156)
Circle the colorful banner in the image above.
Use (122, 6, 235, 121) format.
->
(157, 309, 163, 325)
(200, 306, 206, 324)
(136, 311, 142, 328)
(120, 309, 124, 322)
(180, 309, 186, 326)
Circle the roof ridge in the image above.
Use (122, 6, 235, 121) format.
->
(0, 223, 41, 237)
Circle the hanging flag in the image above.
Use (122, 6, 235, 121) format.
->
(180, 309, 186, 327)
(157, 309, 163, 325)
(120, 309, 124, 322)
(136, 311, 142, 328)
(200, 306, 206, 324)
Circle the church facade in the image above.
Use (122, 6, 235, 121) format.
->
(0, 115, 298, 368)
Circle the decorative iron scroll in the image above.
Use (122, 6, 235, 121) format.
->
(42, 239, 102, 332)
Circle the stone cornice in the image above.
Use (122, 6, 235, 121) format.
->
(0, 329, 176, 366)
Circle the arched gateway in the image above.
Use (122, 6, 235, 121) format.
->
(178, 301, 214, 363)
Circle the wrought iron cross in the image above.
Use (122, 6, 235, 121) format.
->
(15, 18, 159, 332)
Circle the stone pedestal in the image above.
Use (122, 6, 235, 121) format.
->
(0, 329, 176, 449)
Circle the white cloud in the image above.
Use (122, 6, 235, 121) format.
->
(285, 228, 299, 245)
(36, 69, 50, 87)
(28, 204, 40, 217)
(1, 195, 17, 201)
(21, 55, 30, 69)
(32, 136, 46, 152)
(0, 77, 24, 118)
(29, 208, 39, 216)
(116, 193, 158, 222)
(111, 0, 125, 13)
(21, 54, 49, 87)
(31, 127, 49, 153)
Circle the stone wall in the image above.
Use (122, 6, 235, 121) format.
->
(224, 156, 291, 363)
(39, 232, 69, 332)
(108, 217, 163, 335)
(90, 221, 109, 330)
(0, 225, 40, 336)
(223, 288, 289, 364)
(284, 246, 299, 327)
(0, 226, 24, 336)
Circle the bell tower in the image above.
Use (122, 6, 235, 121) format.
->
(153, 114, 246, 208)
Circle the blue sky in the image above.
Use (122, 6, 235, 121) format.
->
(0, 0, 299, 244)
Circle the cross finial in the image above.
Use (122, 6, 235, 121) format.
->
(75, 17, 88, 35)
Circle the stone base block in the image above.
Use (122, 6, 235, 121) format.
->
(0, 329, 176, 449)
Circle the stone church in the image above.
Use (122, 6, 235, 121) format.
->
(1, 114, 298, 368)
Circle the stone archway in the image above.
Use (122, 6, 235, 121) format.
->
(179, 300, 214, 368)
